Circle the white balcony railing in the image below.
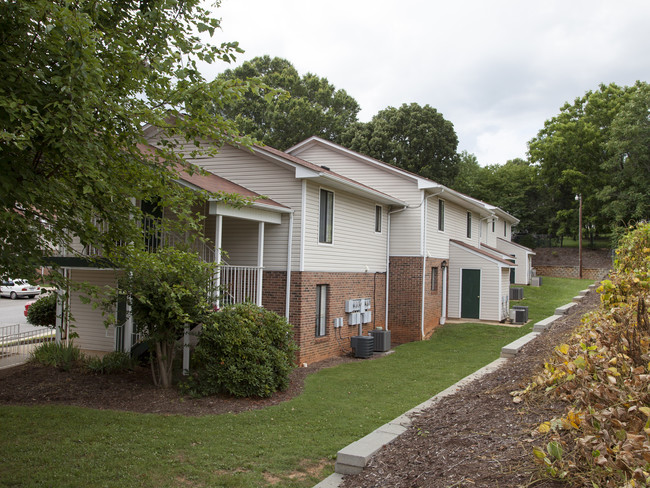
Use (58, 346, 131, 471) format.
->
(219, 265, 262, 306)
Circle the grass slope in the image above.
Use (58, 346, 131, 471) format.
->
(0, 277, 591, 488)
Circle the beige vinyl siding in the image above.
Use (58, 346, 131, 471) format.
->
(146, 140, 301, 271)
(302, 181, 388, 272)
(69, 269, 117, 353)
(295, 146, 422, 256)
(220, 217, 259, 266)
(496, 239, 533, 285)
(427, 197, 447, 258)
(500, 267, 511, 320)
(447, 244, 503, 321)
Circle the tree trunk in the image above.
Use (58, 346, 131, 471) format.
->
(153, 340, 175, 388)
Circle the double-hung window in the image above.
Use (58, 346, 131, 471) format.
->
(319, 189, 334, 244)
(466, 212, 472, 238)
(438, 200, 445, 231)
(315, 285, 328, 337)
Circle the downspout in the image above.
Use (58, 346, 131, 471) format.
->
(299, 180, 306, 272)
(385, 205, 408, 331)
(420, 189, 444, 339)
(285, 211, 294, 321)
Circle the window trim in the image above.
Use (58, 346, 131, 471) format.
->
(466, 212, 472, 239)
(318, 188, 334, 244)
(431, 266, 439, 292)
(315, 284, 328, 337)
(503, 220, 507, 237)
(492, 219, 495, 233)
(375, 205, 382, 233)
(438, 199, 445, 232)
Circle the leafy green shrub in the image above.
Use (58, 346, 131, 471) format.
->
(86, 351, 135, 374)
(26, 293, 57, 328)
(189, 303, 298, 398)
(30, 342, 82, 371)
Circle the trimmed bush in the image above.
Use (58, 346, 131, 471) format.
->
(190, 303, 298, 398)
(30, 342, 82, 371)
(86, 351, 135, 374)
(26, 293, 57, 328)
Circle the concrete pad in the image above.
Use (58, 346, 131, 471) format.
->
(501, 332, 540, 358)
(555, 302, 578, 315)
(533, 315, 563, 332)
(313, 473, 345, 488)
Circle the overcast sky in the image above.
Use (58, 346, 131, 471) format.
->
(203, 0, 650, 166)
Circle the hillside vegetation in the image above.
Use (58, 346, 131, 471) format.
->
(522, 223, 650, 487)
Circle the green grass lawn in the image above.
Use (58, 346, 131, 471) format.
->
(0, 276, 592, 488)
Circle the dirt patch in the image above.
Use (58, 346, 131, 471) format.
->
(340, 290, 601, 488)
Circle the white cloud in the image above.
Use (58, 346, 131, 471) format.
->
(206, 0, 650, 165)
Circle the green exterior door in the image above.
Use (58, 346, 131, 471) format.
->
(508, 259, 516, 284)
(461, 269, 481, 319)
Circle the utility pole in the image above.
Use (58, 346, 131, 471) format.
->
(576, 194, 583, 279)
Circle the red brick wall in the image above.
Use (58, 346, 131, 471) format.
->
(262, 270, 387, 365)
(388, 257, 444, 343)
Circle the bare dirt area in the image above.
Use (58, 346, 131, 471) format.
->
(0, 290, 601, 488)
(340, 290, 602, 488)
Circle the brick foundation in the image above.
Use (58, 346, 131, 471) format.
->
(262, 270, 387, 365)
(388, 257, 444, 344)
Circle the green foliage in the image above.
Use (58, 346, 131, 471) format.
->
(452, 155, 545, 234)
(26, 293, 57, 328)
(30, 342, 82, 371)
(528, 82, 649, 237)
(520, 223, 650, 487)
(216, 55, 360, 150)
(189, 302, 298, 398)
(110, 246, 215, 388)
(341, 103, 460, 186)
(1, 277, 587, 488)
(86, 351, 135, 374)
(0, 0, 254, 280)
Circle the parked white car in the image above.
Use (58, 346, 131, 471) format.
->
(0, 279, 41, 299)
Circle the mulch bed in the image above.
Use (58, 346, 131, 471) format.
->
(340, 290, 601, 488)
(0, 355, 360, 416)
(0, 289, 601, 488)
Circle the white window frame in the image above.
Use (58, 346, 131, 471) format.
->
(438, 199, 445, 232)
(375, 205, 382, 233)
(315, 284, 328, 337)
(318, 188, 334, 244)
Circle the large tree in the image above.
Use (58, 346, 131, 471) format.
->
(600, 83, 650, 227)
(215, 55, 360, 150)
(0, 0, 252, 279)
(341, 103, 459, 186)
(528, 82, 647, 239)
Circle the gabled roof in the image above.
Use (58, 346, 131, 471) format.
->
(450, 239, 517, 267)
(288, 136, 519, 222)
(497, 237, 536, 254)
(480, 243, 514, 258)
(137, 143, 289, 212)
(252, 144, 407, 207)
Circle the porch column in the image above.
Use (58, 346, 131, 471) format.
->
(257, 221, 264, 307)
(214, 214, 223, 308)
